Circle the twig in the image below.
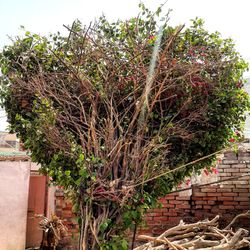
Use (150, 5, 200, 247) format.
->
(224, 210, 250, 230)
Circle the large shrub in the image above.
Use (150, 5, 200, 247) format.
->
(0, 5, 249, 249)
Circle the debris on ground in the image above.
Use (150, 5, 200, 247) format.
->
(135, 211, 250, 250)
(38, 214, 68, 249)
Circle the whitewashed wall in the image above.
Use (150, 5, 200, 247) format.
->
(0, 161, 30, 250)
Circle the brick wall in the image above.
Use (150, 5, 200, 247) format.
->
(55, 146, 250, 237)
(140, 146, 250, 236)
(55, 188, 79, 239)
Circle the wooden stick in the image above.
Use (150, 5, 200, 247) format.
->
(224, 210, 250, 230)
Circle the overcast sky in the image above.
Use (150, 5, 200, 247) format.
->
(0, 0, 250, 131)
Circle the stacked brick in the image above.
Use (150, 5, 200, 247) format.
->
(55, 188, 79, 238)
(141, 194, 192, 235)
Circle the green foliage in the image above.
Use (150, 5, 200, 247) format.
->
(0, 4, 249, 249)
(100, 236, 128, 250)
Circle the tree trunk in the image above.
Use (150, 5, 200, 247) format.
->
(79, 200, 120, 250)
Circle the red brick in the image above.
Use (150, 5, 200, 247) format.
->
(217, 188, 232, 192)
(168, 217, 179, 222)
(165, 195, 176, 200)
(207, 200, 216, 205)
(158, 198, 166, 202)
(223, 201, 238, 205)
(206, 196, 217, 201)
(220, 185, 235, 189)
(222, 192, 238, 196)
(219, 164, 231, 169)
(231, 181, 249, 184)
(219, 173, 232, 177)
(195, 201, 207, 205)
(224, 168, 239, 173)
(151, 209, 164, 213)
(168, 208, 177, 212)
(223, 160, 238, 164)
(223, 152, 237, 159)
(220, 177, 233, 180)
(203, 205, 212, 209)
(236, 185, 250, 188)
(162, 204, 175, 208)
(240, 176, 250, 180)
(153, 216, 169, 221)
(192, 197, 203, 201)
(168, 192, 179, 196)
(159, 201, 168, 206)
(171, 200, 188, 205)
(234, 197, 249, 201)
(201, 188, 217, 193)
(233, 188, 249, 192)
(176, 196, 190, 201)
(162, 211, 178, 216)
(238, 152, 250, 157)
(211, 206, 220, 211)
(194, 211, 207, 217)
(193, 192, 206, 197)
(219, 205, 235, 209)
(175, 204, 190, 209)
(237, 205, 250, 210)
(238, 157, 250, 162)
(231, 164, 247, 168)
(207, 192, 221, 196)
(239, 193, 250, 197)
(239, 168, 250, 172)
(218, 196, 234, 201)
(148, 212, 163, 217)
(194, 205, 202, 209)
(146, 220, 162, 225)
(239, 201, 250, 205)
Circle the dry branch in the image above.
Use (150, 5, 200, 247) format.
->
(135, 212, 250, 250)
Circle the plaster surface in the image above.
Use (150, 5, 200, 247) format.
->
(0, 161, 30, 250)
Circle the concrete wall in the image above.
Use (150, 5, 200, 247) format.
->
(0, 161, 30, 250)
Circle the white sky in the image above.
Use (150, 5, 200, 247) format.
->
(0, 0, 250, 131)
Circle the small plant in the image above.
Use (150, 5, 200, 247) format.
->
(38, 214, 68, 249)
